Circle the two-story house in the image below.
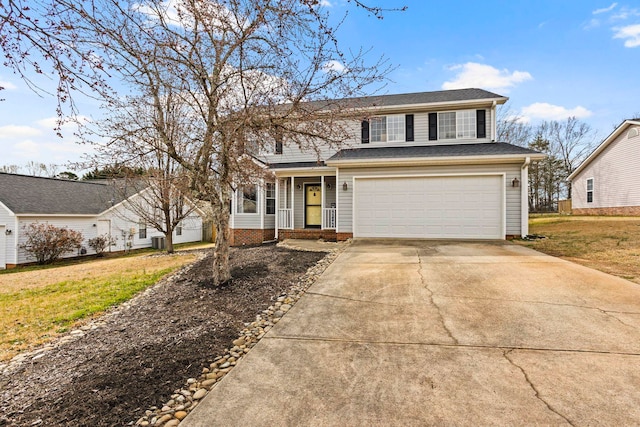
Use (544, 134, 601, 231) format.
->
(228, 88, 544, 245)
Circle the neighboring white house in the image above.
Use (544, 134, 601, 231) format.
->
(568, 119, 640, 215)
(0, 173, 204, 268)
(228, 88, 545, 245)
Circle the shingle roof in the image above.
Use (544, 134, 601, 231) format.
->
(327, 143, 542, 162)
(0, 173, 138, 215)
(292, 88, 507, 112)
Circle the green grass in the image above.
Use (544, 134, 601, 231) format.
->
(0, 240, 212, 276)
(516, 215, 640, 284)
(0, 267, 177, 360)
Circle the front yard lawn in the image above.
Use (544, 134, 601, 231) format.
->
(516, 215, 640, 284)
(0, 253, 198, 361)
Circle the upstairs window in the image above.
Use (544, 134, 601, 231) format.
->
(431, 109, 485, 141)
(586, 178, 594, 203)
(438, 112, 456, 140)
(370, 117, 387, 142)
(363, 114, 412, 143)
(236, 185, 258, 214)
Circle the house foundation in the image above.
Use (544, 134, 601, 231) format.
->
(572, 206, 640, 216)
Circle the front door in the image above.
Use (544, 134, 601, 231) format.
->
(305, 184, 322, 228)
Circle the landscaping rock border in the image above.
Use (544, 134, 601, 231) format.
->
(132, 241, 348, 427)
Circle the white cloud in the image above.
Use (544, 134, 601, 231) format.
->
(442, 62, 532, 92)
(319, 0, 333, 6)
(593, 3, 617, 14)
(0, 79, 17, 90)
(322, 60, 347, 74)
(613, 24, 640, 47)
(36, 115, 90, 130)
(0, 125, 42, 139)
(520, 103, 593, 122)
(583, 18, 601, 29)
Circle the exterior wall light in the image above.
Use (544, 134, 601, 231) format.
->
(343, 182, 348, 191)
(512, 177, 520, 188)
(5, 229, 12, 235)
(296, 184, 302, 190)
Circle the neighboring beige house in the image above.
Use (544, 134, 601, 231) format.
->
(229, 88, 545, 245)
(569, 119, 640, 215)
(0, 173, 204, 268)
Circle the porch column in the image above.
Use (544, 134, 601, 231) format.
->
(275, 178, 279, 240)
(320, 175, 325, 230)
(290, 177, 294, 230)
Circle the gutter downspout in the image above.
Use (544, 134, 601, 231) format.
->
(491, 100, 497, 142)
(521, 157, 531, 238)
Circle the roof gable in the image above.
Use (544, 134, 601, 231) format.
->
(0, 173, 139, 215)
(568, 119, 640, 180)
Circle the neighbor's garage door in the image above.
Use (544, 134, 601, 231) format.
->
(354, 175, 503, 239)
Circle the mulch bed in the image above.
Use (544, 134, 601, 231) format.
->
(0, 245, 326, 427)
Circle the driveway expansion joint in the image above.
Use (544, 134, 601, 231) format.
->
(503, 349, 575, 426)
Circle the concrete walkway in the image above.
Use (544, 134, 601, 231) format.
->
(182, 240, 640, 426)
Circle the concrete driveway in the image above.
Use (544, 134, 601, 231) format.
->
(182, 240, 640, 426)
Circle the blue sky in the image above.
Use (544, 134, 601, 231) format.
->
(0, 0, 638, 169)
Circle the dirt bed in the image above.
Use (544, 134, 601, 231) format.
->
(0, 245, 326, 427)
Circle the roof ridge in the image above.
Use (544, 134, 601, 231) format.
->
(0, 172, 109, 186)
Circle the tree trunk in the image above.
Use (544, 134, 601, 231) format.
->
(212, 208, 232, 285)
(165, 232, 174, 254)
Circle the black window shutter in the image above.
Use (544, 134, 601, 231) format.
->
(405, 114, 414, 142)
(361, 119, 370, 144)
(428, 113, 437, 140)
(476, 109, 486, 139)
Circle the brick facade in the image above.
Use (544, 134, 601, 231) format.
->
(572, 206, 640, 216)
(336, 232, 353, 241)
(230, 228, 276, 246)
(278, 229, 338, 241)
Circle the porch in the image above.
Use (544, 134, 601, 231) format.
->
(276, 175, 339, 240)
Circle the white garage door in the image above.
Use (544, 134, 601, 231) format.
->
(354, 175, 503, 239)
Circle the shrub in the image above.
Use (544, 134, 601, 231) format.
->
(87, 234, 116, 257)
(19, 223, 84, 264)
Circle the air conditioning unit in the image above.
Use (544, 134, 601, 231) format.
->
(151, 236, 166, 249)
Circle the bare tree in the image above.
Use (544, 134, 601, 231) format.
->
(84, 94, 198, 254)
(496, 105, 532, 147)
(540, 117, 596, 199)
(2, 0, 391, 284)
(0, 165, 21, 174)
(22, 161, 59, 177)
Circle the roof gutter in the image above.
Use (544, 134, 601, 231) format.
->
(326, 153, 546, 168)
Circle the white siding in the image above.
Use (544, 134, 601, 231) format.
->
(101, 203, 203, 251)
(338, 163, 523, 237)
(16, 216, 97, 264)
(261, 108, 495, 165)
(572, 125, 640, 209)
(0, 202, 17, 266)
(231, 185, 263, 230)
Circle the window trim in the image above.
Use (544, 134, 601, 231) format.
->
(586, 178, 594, 203)
(138, 221, 147, 239)
(265, 182, 276, 215)
(236, 185, 259, 215)
(369, 114, 406, 143)
(176, 224, 182, 236)
(437, 109, 479, 140)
